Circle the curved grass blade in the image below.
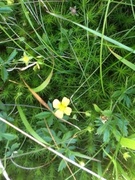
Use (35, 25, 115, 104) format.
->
(109, 48, 135, 71)
(32, 69, 53, 92)
(17, 105, 49, 145)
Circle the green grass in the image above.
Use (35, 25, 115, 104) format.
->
(0, 0, 135, 179)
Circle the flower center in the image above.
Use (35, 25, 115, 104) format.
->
(23, 55, 29, 62)
(59, 103, 66, 111)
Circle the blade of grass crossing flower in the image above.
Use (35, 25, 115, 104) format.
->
(22, 80, 80, 130)
(22, 79, 80, 129)
(17, 105, 49, 145)
(32, 69, 53, 92)
(109, 48, 135, 71)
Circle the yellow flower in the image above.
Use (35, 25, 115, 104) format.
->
(20, 52, 33, 66)
(53, 97, 72, 118)
(7, 0, 14, 5)
(79, 161, 85, 167)
(123, 152, 131, 161)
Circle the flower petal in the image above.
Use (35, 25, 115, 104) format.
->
(64, 107, 72, 116)
(53, 99, 60, 109)
(62, 97, 70, 106)
(55, 110, 64, 118)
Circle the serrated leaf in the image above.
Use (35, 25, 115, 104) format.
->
(124, 95, 131, 108)
(97, 123, 108, 135)
(116, 118, 128, 136)
(103, 129, 110, 143)
(102, 110, 112, 117)
(62, 131, 72, 141)
(112, 129, 121, 141)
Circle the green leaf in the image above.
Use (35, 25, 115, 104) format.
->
(0, 101, 6, 111)
(117, 161, 131, 180)
(35, 111, 54, 127)
(109, 49, 135, 70)
(97, 123, 109, 135)
(0, 132, 3, 141)
(103, 129, 110, 143)
(11, 143, 20, 151)
(7, 49, 18, 63)
(32, 69, 53, 92)
(2, 133, 17, 141)
(120, 137, 135, 150)
(93, 104, 102, 113)
(0, 57, 4, 63)
(58, 159, 67, 172)
(62, 131, 72, 142)
(102, 110, 112, 117)
(1, 66, 8, 82)
(112, 90, 122, 98)
(112, 129, 121, 141)
(34, 45, 45, 51)
(0, 7, 13, 13)
(71, 151, 96, 160)
(17, 105, 49, 145)
(0, 120, 6, 133)
(116, 118, 128, 136)
(35, 111, 52, 119)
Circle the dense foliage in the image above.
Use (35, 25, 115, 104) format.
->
(0, 0, 135, 180)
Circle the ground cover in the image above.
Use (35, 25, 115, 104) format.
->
(0, 0, 135, 179)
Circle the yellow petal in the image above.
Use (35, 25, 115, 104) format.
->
(64, 107, 72, 116)
(55, 110, 63, 118)
(123, 152, 131, 161)
(62, 97, 70, 106)
(53, 99, 60, 109)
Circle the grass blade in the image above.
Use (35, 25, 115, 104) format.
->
(17, 105, 49, 145)
(32, 69, 53, 92)
(109, 48, 135, 71)
(47, 12, 135, 54)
